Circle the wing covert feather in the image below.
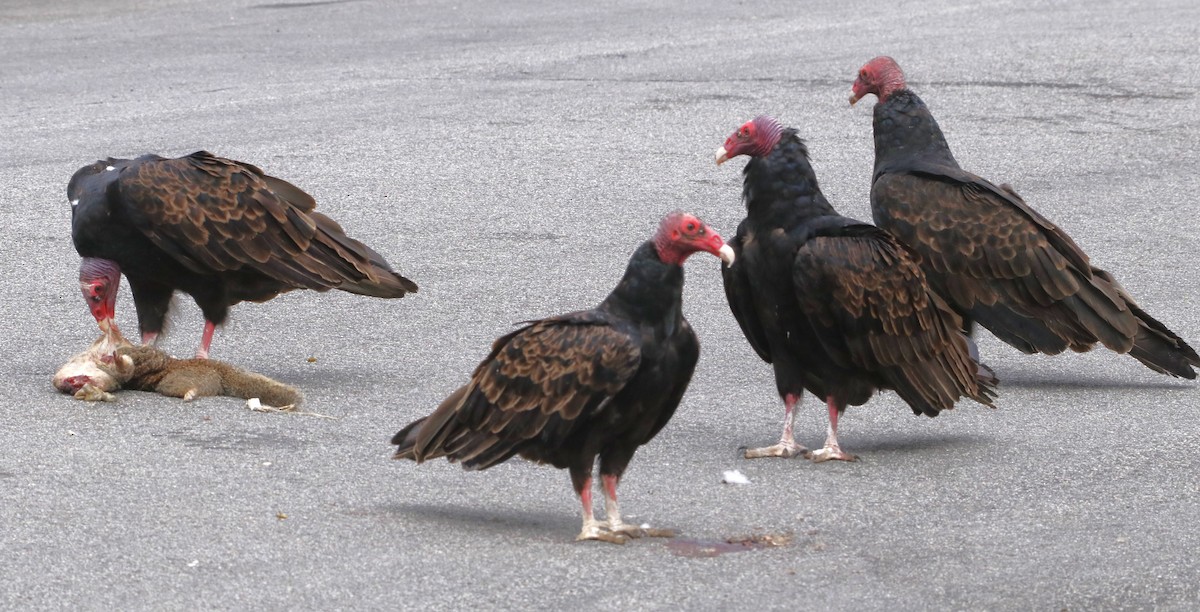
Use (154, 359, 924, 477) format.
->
(409, 316, 642, 466)
(792, 228, 991, 412)
(113, 151, 414, 295)
(873, 171, 1085, 313)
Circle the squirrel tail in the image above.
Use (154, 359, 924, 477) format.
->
(212, 363, 303, 407)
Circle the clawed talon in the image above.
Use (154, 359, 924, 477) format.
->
(744, 442, 809, 459)
(747, 395, 806, 459)
(810, 447, 857, 463)
(575, 475, 675, 545)
(576, 523, 676, 544)
(590, 532, 630, 544)
(749, 395, 861, 463)
(577, 522, 629, 544)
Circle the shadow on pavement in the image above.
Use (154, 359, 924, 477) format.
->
(346, 502, 573, 539)
(995, 371, 1194, 391)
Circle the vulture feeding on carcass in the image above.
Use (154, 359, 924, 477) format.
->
(392, 211, 734, 544)
(716, 116, 996, 462)
(68, 151, 417, 358)
(850, 56, 1198, 378)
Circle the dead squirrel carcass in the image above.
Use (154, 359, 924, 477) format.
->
(54, 331, 302, 408)
(117, 345, 303, 408)
(53, 331, 131, 401)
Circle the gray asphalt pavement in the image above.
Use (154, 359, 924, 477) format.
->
(2, 0, 1198, 609)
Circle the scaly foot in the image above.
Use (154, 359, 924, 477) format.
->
(810, 446, 857, 463)
(576, 521, 629, 544)
(744, 441, 809, 459)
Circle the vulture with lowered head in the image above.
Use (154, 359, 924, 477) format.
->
(69, 151, 417, 358)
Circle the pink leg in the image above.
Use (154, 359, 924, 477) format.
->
(811, 396, 857, 463)
(196, 320, 216, 359)
(576, 478, 625, 543)
(744, 392, 809, 459)
(576, 477, 620, 543)
(580, 477, 594, 521)
(602, 475, 618, 508)
(601, 474, 627, 529)
(601, 474, 627, 530)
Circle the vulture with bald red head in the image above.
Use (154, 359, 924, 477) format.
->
(392, 211, 734, 544)
(716, 116, 996, 462)
(69, 151, 417, 358)
(851, 56, 1198, 378)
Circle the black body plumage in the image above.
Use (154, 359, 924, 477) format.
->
(723, 129, 995, 417)
(393, 240, 700, 495)
(69, 151, 416, 340)
(870, 89, 1198, 378)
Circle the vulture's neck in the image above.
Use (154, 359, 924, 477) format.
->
(742, 130, 838, 227)
(601, 241, 685, 326)
(872, 89, 961, 175)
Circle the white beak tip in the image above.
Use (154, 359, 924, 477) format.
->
(718, 244, 736, 265)
(715, 146, 730, 165)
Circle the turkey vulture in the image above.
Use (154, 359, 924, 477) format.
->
(716, 116, 996, 462)
(392, 211, 734, 544)
(69, 151, 418, 358)
(850, 56, 1198, 378)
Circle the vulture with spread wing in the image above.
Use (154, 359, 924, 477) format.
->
(850, 56, 1198, 378)
(716, 116, 996, 462)
(69, 151, 417, 358)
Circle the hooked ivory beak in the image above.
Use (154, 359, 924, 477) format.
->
(849, 92, 860, 106)
(718, 244, 735, 265)
(715, 146, 730, 166)
(97, 317, 121, 343)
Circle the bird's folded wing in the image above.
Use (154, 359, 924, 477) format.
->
(872, 170, 1089, 313)
(412, 315, 642, 466)
(792, 228, 990, 413)
(721, 224, 773, 363)
(115, 151, 413, 293)
(793, 228, 959, 369)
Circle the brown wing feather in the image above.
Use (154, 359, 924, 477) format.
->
(403, 317, 642, 469)
(873, 172, 1163, 356)
(794, 231, 994, 415)
(872, 174, 1084, 310)
(116, 151, 416, 296)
